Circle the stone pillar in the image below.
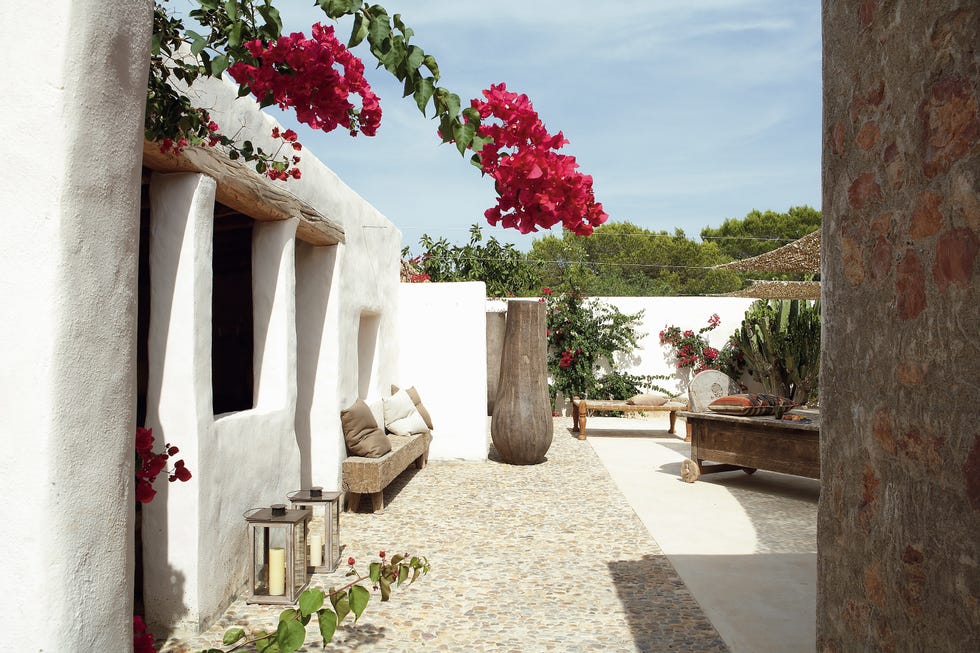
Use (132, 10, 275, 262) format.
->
(0, 0, 152, 649)
(820, 3, 979, 651)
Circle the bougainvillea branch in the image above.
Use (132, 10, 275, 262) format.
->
(148, 1, 608, 235)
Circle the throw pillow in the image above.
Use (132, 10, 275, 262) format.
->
(707, 393, 795, 416)
(391, 384, 435, 430)
(340, 399, 392, 457)
(627, 393, 668, 407)
(384, 390, 430, 436)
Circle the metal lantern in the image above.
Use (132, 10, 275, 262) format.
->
(244, 504, 311, 605)
(288, 487, 342, 573)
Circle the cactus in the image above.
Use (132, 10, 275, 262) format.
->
(735, 299, 820, 404)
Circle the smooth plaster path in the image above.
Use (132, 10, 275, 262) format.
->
(586, 413, 819, 653)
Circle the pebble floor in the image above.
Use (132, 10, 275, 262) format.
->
(159, 419, 728, 652)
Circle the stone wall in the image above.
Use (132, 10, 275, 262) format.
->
(819, 2, 979, 651)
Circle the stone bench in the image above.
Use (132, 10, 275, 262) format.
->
(571, 396, 688, 440)
(342, 430, 432, 514)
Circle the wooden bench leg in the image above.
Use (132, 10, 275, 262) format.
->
(370, 491, 384, 514)
(668, 411, 677, 435)
(347, 492, 362, 513)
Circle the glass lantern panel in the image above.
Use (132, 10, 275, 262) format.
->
(253, 525, 288, 596)
(327, 501, 340, 570)
(291, 525, 307, 596)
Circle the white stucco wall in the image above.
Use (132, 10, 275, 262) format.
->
(398, 282, 490, 461)
(597, 296, 757, 396)
(140, 73, 403, 635)
(0, 1, 152, 650)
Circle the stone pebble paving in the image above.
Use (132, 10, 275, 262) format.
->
(160, 418, 728, 652)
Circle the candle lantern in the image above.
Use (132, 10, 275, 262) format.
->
(288, 487, 342, 573)
(244, 504, 311, 605)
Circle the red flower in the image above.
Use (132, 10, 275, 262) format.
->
(282, 129, 298, 142)
(379, 551, 386, 558)
(271, 127, 281, 138)
(348, 557, 356, 566)
(133, 615, 156, 653)
(542, 287, 552, 295)
(136, 480, 157, 504)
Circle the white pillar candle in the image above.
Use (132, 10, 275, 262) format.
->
(268, 547, 286, 595)
(309, 533, 323, 567)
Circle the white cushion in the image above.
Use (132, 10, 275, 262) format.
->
(383, 390, 429, 436)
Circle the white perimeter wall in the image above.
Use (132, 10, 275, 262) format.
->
(398, 282, 489, 461)
(597, 296, 757, 396)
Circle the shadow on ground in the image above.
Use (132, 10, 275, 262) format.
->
(607, 554, 730, 652)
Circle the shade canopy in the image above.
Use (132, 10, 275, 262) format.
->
(723, 280, 821, 300)
(714, 230, 821, 274)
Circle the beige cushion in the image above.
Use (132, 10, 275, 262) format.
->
(707, 393, 795, 416)
(340, 400, 392, 457)
(384, 390, 429, 436)
(627, 393, 669, 407)
(392, 384, 434, 430)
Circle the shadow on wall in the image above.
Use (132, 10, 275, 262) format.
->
(606, 554, 728, 652)
(295, 242, 337, 488)
(358, 312, 381, 400)
(142, 480, 189, 640)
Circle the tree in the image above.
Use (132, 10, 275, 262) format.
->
(700, 206, 821, 260)
(406, 224, 540, 297)
(528, 221, 743, 296)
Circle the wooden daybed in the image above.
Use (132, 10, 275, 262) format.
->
(342, 431, 432, 514)
(571, 396, 688, 440)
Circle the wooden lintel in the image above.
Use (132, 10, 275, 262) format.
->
(142, 140, 345, 246)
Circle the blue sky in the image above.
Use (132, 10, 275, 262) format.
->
(180, 1, 822, 251)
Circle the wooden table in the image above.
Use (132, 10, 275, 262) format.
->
(678, 410, 820, 483)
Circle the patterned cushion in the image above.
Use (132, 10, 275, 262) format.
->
(707, 393, 795, 416)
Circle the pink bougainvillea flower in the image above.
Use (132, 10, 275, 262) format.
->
(462, 83, 607, 236)
(229, 24, 381, 138)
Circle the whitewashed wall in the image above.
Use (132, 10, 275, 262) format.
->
(142, 74, 403, 636)
(0, 1, 152, 650)
(399, 282, 489, 461)
(485, 296, 758, 412)
(598, 296, 757, 396)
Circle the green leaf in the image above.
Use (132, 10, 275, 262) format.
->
(318, 609, 338, 645)
(367, 14, 390, 51)
(405, 45, 424, 73)
(317, 0, 361, 19)
(392, 14, 413, 39)
(299, 587, 324, 617)
(422, 55, 440, 81)
(223, 1, 238, 21)
(222, 628, 246, 645)
(454, 121, 476, 155)
(228, 21, 243, 49)
(369, 562, 382, 584)
(256, 4, 283, 35)
(398, 564, 409, 586)
(348, 13, 368, 47)
(188, 31, 207, 56)
(211, 54, 229, 77)
(279, 608, 297, 623)
(378, 576, 391, 601)
(462, 107, 481, 124)
(276, 619, 306, 653)
(333, 594, 350, 623)
(349, 585, 370, 622)
(413, 77, 435, 115)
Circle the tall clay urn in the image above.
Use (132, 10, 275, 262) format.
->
(491, 300, 553, 464)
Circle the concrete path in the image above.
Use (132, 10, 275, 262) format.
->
(585, 414, 819, 653)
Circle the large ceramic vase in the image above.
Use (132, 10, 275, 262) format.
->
(491, 300, 553, 464)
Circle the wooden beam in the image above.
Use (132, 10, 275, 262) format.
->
(142, 140, 345, 246)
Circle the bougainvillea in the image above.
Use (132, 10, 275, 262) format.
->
(228, 23, 381, 137)
(135, 427, 191, 504)
(659, 314, 745, 379)
(467, 83, 608, 236)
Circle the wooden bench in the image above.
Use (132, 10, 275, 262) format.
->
(571, 396, 688, 440)
(342, 431, 432, 514)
